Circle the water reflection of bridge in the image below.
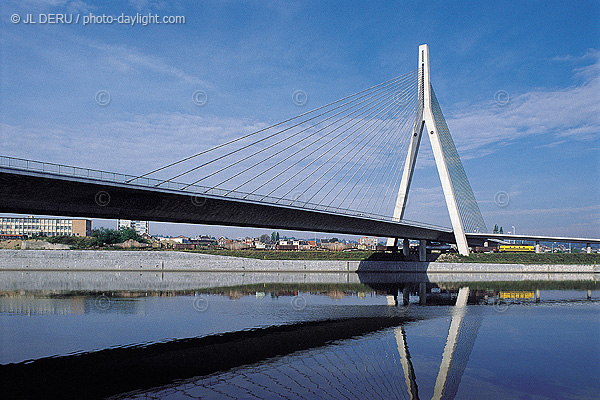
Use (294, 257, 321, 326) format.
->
(2, 270, 598, 399)
(0, 288, 483, 400)
(395, 287, 483, 400)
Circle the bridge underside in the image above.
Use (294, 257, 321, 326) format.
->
(0, 169, 462, 244)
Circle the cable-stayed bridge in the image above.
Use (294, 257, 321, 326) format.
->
(1, 44, 599, 255)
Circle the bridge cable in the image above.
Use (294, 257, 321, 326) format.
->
(349, 92, 419, 213)
(321, 88, 418, 213)
(185, 72, 418, 192)
(251, 74, 418, 204)
(308, 91, 417, 213)
(127, 71, 415, 183)
(243, 73, 417, 203)
(227, 73, 419, 196)
(144, 70, 417, 187)
(300, 82, 418, 211)
(381, 84, 425, 217)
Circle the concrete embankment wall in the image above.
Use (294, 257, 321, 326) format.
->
(1, 249, 598, 273)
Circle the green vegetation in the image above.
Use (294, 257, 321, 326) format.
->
(184, 248, 600, 264)
(46, 227, 147, 249)
(440, 252, 600, 265)
(437, 280, 600, 291)
(492, 224, 506, 234)
(186, 249, 380, 260)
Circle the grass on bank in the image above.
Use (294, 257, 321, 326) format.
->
(441, 252, 600, 265)
(186, 249, 600, 264)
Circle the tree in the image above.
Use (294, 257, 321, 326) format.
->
(92, 228, 120, 245)
(271, 232, 277, 242)
(493, 224, 499, 234)
(499, 226, 503, 234)
(90, 227, 144, 246)
(118, 227, 141, 242)
(330, 237, 339, 243)
(260, 234, 270, 243)
(276, 232, 280, 242)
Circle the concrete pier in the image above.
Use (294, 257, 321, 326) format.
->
(402, 287, 410, 306)
(403, 238, 410, 256)
(419, 240, 427, 262)
(419, 282, 427, 305)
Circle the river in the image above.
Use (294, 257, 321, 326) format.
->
(0, 257, 598, 399)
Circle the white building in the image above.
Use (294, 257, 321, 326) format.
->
(358, 236, 377, 248)
(117, 219, 149, 236)
(0, 216, 91, 237)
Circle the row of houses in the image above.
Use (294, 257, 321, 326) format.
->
(154, 235, 379, 251)
(0, 215, 380, 252)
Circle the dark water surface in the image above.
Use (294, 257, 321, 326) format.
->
(1, 271, 598, 399)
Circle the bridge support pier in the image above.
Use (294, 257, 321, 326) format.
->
(419, 282, 427, 305)
(403, 238, 410, 256)
(403, 287, 410, 306)
(586, 243, 592, 254)
(587, 290, 592, 300)
(535, 241, 541, 253)
(419, 240, 427, 262)
(535, 289, 540, 303)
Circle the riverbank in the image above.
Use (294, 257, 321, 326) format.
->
(4, 242, 599, 264)
(186, 249, 600, 265)
(1, 250, 599, 273)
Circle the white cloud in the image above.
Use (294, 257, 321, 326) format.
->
(16, 0, 92, 13)
(1, 113, 268, 176)
(445, 50, 600, 159)
(77, 38, 214, 89)
(485, 204, 600, 218)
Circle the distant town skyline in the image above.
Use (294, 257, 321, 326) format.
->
(1, 1, 598, 239)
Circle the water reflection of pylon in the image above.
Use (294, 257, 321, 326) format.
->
(395, 287, 482, 400)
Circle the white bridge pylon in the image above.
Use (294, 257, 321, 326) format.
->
(387, 44, 487, 255)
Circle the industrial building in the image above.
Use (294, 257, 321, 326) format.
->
(0, 216, 91, 237)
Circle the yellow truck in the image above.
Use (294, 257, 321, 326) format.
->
(498, 245, 535, 252)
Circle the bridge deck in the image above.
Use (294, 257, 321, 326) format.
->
(0, 166, 459, 243)
(2, 157, 598, 247)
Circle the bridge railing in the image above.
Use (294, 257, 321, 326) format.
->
(0, 155, 450, 232)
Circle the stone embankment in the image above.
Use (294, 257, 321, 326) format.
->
(1, 250, 598, 273)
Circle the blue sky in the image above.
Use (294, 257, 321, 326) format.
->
(1, 0, 599, 240)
